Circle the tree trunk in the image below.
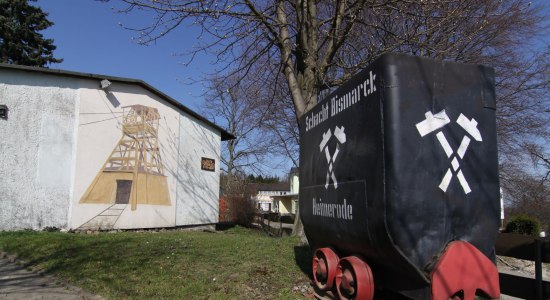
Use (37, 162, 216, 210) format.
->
(292, 204, 308, 245)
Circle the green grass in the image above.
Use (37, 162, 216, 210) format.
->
(0, 226, 313, 299)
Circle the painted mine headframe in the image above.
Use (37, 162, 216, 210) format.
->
(80, 105, 171, 211)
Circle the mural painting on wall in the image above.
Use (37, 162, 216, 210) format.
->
(78, 105, 171, 228)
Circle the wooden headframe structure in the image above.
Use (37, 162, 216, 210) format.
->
(80, 105, 171, 210)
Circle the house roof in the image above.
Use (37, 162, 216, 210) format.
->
(271, 193, 298, 198)
(0, 63, 235, 141)
(247, 183, 290, 193)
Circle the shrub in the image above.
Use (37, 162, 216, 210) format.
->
(227, 194, 257, 227)
(220, 174, 258, 227)
(505, 214, 541, 236)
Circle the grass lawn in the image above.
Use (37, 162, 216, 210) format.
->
(0, 226, 313, 299)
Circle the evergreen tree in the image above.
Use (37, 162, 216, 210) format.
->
(0, 0, 62, 67)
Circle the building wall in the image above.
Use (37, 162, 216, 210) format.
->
(290, 173, 299, 214)
(0, 68, 222, 230)
(70, 79, 221, 230)
(278, 199, 293, 214)
(254, 193, 274, 212)
(254, 190, 290, 212)
(291, 174, 299, 194)
(175, 115, 220, 226)
(0, 70, 79, 230)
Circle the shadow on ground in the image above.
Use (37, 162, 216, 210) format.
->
(294, 245, 313, 279)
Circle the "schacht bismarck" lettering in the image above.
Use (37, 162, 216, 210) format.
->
(305, 102, 329, 133)
(331, 70, 376, 118)
(305, 70, 376, 132)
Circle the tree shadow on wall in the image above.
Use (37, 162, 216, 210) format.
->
(162, 116, 221, 225)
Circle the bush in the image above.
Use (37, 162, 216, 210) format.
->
(227, 194, 256, 227)
(505, 214, 541, 236)
(220, 175, 257, 227)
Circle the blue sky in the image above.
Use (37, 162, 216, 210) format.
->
(35, 0, 549, 111)
(34, 0, 292, 176)
(31, 1, 550, 179)
(35, 0, 210, 111)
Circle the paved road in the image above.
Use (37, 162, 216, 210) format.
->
(0, 255, 102, 300)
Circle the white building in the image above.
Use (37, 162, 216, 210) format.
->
(249, 168, 299, 215)
(249, 183, 290, 212)
(0, 63, 233, 231)
(271, 168, 299, 215)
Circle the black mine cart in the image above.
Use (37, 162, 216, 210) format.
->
(299, 54, 501, 300)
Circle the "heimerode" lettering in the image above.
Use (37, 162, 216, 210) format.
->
(312, 197, 353, 220)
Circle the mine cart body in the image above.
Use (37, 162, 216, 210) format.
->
(299, 53, 500, 298)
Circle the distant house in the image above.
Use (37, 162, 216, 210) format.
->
(271, 168, 299, 215)
(248, 168, 300, 215)
(0, 63, 233, 231)
(249, 182, 290, 212)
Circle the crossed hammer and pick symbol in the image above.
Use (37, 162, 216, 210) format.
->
(416, 110, 482, 194)
(320, 126, 346, 189)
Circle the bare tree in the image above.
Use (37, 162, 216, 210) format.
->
(263, 100, 300, 168)
(258, 78, 300, 168)
(115, 0, 548, 153)
(524, 142, 550, 184)
(112, 0, 549, 239)
(202, 74, 274, 184)
(501, 162, 550, 231)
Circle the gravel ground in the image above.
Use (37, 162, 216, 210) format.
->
(497, 255, 550, 281)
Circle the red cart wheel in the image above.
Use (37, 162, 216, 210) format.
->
(431, 241, 500, 300)
(312, 247, 339, 290)
(335, 256, 374, 300)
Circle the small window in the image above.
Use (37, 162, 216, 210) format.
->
(0, 105, 7, 120)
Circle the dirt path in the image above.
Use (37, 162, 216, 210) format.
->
(0, 254, 102, 300)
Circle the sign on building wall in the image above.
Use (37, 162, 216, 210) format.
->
(201, 157, 215, 172)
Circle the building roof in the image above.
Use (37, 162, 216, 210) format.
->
(0, 63, 235, 141)
(247, 182, 290, 193)
(271, 193, 299, 198)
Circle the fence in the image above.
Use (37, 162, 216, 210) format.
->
(253, 212, 294, 237)
(495, 233, 550, 299)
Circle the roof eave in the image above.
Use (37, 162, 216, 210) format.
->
(0, 63, 235, 141)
